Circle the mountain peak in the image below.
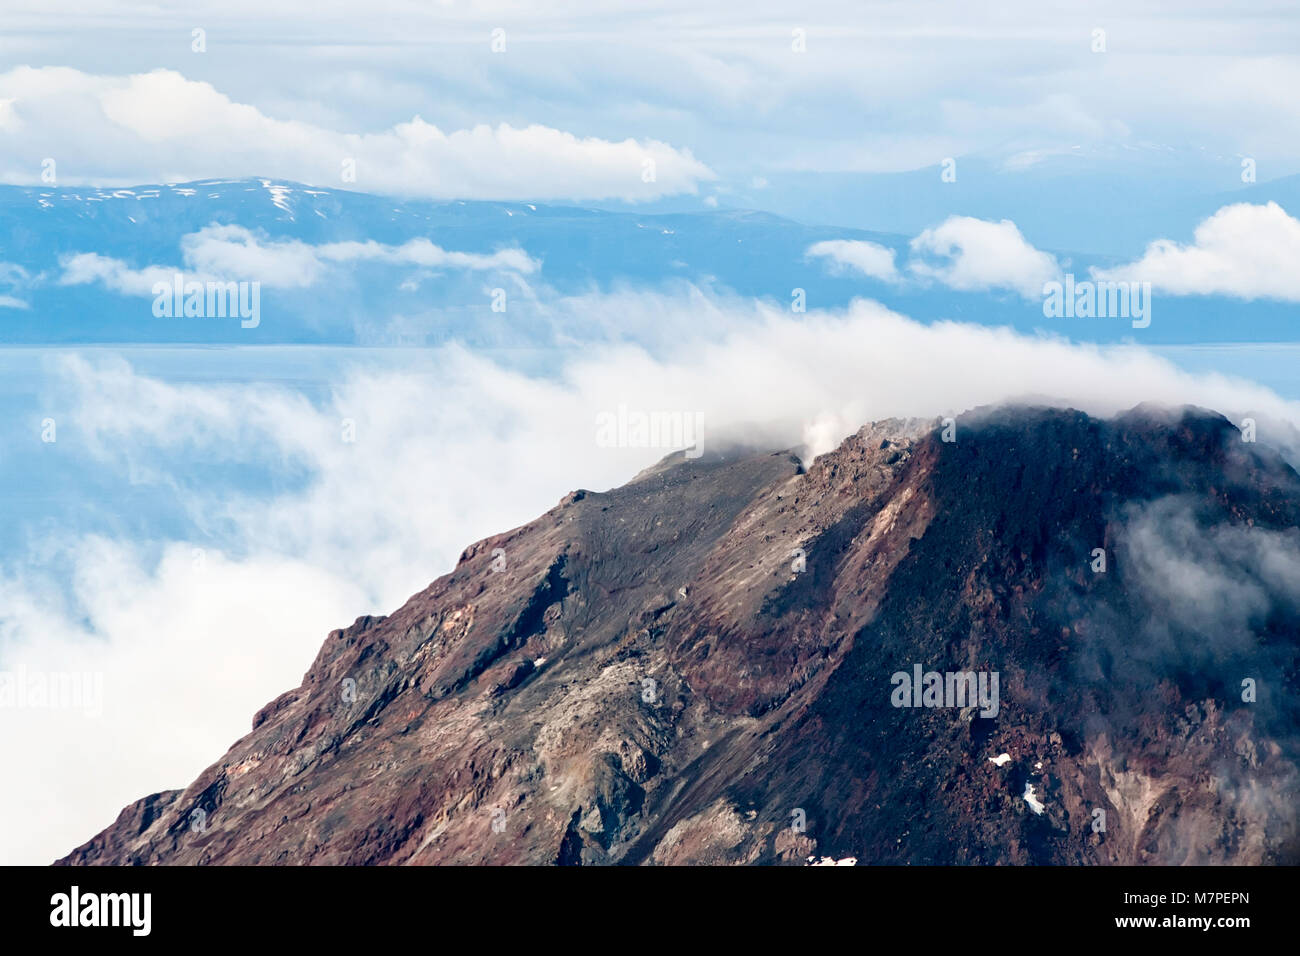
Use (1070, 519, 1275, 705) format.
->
(58, 405, 1300, 865)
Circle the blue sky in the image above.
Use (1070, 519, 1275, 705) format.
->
(3, 1, 1300, 864)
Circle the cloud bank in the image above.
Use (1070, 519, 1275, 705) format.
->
(58, 225, 538, 295)
(909, 216, 1061, 299)
(1095, 202, 1300, 302)
(806, 239, 899, 281)
(0, 67, 714, 200)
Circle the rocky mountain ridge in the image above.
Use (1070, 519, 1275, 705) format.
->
(59, 404, 1300, 865)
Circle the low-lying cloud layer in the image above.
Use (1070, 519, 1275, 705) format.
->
(807, 202, 1300, 308)
(806, 217, 1064, 298)
(59, 224, 538, 295)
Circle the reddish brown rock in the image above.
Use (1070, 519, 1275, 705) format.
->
(58, 405, 1300, 865)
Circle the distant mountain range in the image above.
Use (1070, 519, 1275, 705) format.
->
(3, 177, 1296, 347)
(59, 405, 1300, 864)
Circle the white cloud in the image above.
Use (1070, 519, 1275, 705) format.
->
(4, 2, 1300, 191)
(4, 291, 1300, 864)
(58, 224, 538, 295)
(909, 216, 1060, 299)
(806, 239, 899, 281)
(0, 67, 714, 200)
(0, 540, 367, 866)
(58, 254, 177, 297)
(312, 237, 539, 274)
(1093, 202, 1300, 302)
(1120, 496, 1300, 657)
(0, 262, 31, 308)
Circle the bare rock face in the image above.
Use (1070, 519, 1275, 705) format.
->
(58, 405, 1300, 865)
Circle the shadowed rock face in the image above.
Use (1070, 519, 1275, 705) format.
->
(59, 405, 1300, 865)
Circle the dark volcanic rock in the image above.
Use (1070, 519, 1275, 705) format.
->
(58, 405, 1300, 865)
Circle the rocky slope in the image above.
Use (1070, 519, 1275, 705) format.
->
(59, 405, 1300, 865)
